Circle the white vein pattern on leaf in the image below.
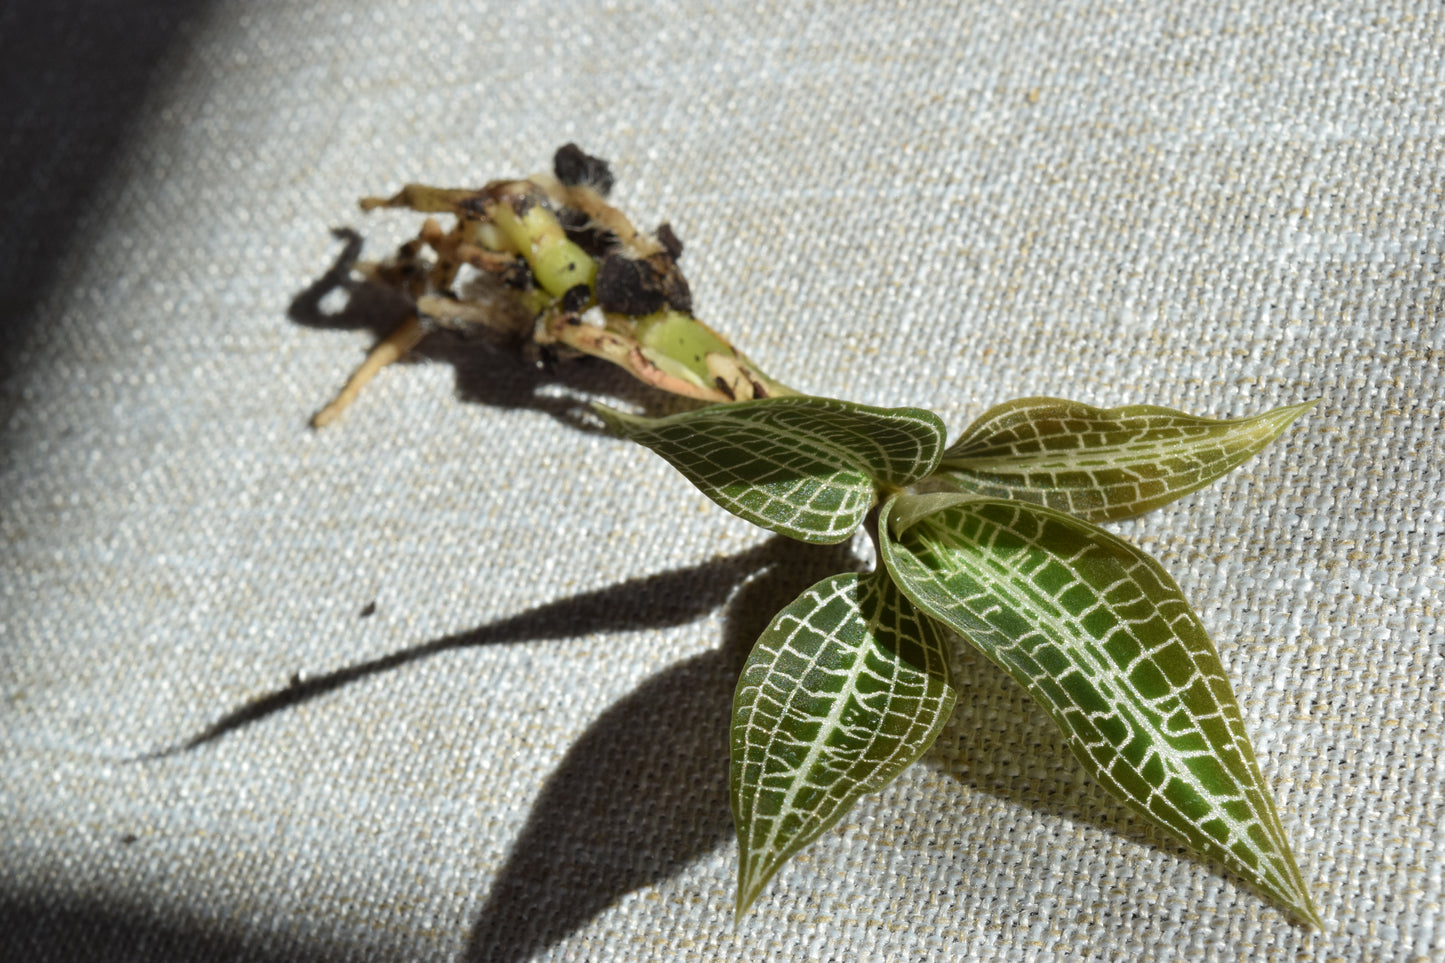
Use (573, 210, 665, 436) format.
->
(736, 399, 943, 485)
(624, 399, 944, 540)
(646, 421, 874, 540)
(733, 572, 954, 907)
(664, 400, 943, 483)
(939, 400, 1308, 520)
(887, 501, 1310, 913)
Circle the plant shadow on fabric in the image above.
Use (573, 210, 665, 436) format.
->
(150, 535, 848, 958)
(460, 536, 857, 961)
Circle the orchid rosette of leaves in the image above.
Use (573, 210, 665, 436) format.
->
(600, 395, 1320, 926)
(319, 146, 1320, 927)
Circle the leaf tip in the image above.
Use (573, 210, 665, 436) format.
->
(1272, 861, 1324, 931)
(1297, 895, 1325, 931)
(1270, 397, 1319, 426)
(732, 880, 757, 926)
(733, 855, 775, 925)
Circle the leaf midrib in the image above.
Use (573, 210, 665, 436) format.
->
(752, 579, 878, 883)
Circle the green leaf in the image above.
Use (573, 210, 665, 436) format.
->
(597, 397, 945, 544)
(878, 493, 1319, 925)
(730, 569, 956, 917)
(934, 397, 1315, 521)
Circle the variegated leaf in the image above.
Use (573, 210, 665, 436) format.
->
(935, 397, 1314, 521)
(731, 569, 956, 917)
(879, 493, 1319, 925)
(597, 397, 944, 543)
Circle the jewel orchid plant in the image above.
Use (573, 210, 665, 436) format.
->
(315, 146, 1320, 927)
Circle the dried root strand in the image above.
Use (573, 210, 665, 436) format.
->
(311, 313, 426, 428)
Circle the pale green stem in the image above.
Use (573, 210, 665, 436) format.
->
(487, 187, 597, 298)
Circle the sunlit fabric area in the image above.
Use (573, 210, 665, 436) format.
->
(2, 2, 1440, 961)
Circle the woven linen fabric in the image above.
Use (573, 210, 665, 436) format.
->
(2, 1, 1441, 960)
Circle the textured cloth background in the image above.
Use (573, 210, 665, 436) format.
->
(2, 1, 1441, 961)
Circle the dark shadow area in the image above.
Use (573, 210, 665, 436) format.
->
(290, 230, 692, 434)
(462, 536, 860, 963)
(0, 1, 214, 386)
(0, 893, 344, 963)
(140, 535, 848, 758)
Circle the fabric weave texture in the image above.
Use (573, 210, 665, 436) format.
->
(2, 2, 1441, 961)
